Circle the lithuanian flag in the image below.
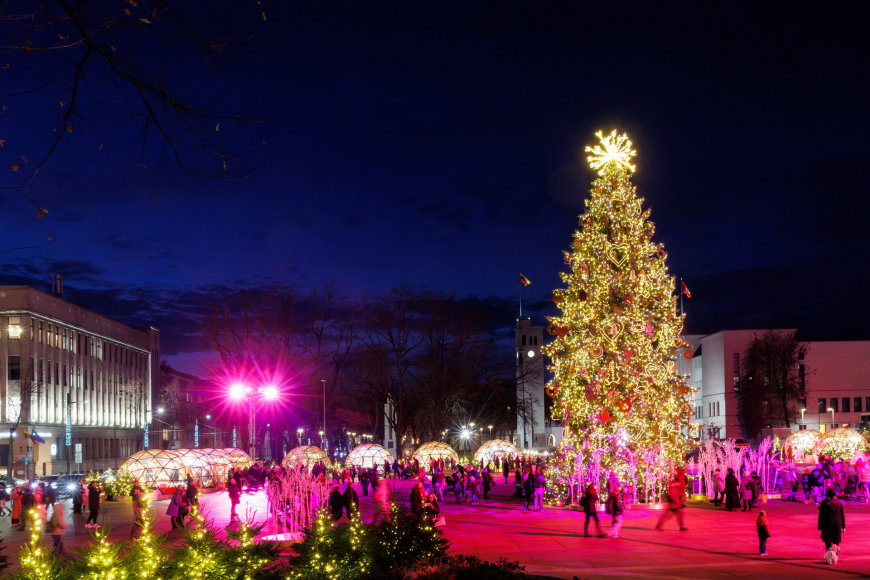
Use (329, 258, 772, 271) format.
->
(519, 273, 531, 287)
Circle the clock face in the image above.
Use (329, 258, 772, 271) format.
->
(527, 350, 535, 358)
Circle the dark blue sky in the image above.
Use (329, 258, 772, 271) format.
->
(2, 1, 869, 374)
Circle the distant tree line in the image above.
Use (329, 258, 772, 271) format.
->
(201, 283, 521, 460)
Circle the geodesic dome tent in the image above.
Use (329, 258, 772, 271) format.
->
(345, 443, 393, 474)
(118, 449, 187, 489)
(813, 428, 868, 461)
(283, 445, 329, 468)
(223, 448, 254, 470)
(412, 441, 459, 467)
(474, 439, 520, 467)
(782, 430, 821, 462)
(174, 448, 219, 487)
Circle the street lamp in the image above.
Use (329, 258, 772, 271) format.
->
(827, 407, 836, 428)
(800, 408, 806, 424)
(229, 382, 280, 459)
(488, 425, 493, 440)
(297, 428, 304, 446)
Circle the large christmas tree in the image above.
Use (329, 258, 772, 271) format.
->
(543, 130, 693, 503)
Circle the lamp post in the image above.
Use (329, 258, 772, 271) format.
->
(321, 378, 327, 453)
(800, 408, 806, 425)
(297, 428, 303, 446)
(229, 383, 279, 459)
(488, 425, 493, 440)
(827, 407, 836, 428)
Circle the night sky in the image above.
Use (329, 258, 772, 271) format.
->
(2, 2, 869, 375)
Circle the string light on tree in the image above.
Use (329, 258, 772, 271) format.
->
(543, 129, 694, 503)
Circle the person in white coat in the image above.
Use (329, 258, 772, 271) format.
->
(46, 503, 71, 558)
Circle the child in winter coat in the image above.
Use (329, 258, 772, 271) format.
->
(756, 509, 771, 555)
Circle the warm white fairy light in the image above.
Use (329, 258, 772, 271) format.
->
(585, 129, 637, 175)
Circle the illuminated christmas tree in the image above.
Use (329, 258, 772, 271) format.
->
(543, 130, 694, 503)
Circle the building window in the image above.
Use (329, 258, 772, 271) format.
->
(843, 397, 850, 413)
(521, 335, 526, 346)
(8, 356, 20, 380)
(855, 398, 862, 413)
(8, 316, 22, 339)
(830, 398, 838, 413)
(62, 328, 67, 350)
(799, 364, 805, 389)
(38, 321, 43, 343)
(818, 398, 826, 413)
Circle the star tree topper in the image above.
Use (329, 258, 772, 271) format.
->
(585, 129, 637, 175)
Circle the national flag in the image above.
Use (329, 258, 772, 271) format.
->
(519, 273, 531, 287)
(681, 280, 692, 299)
(29, 431, 45, 444)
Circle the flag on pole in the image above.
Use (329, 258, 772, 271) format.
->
(519, 273, 531, 287)
(30, 431, 45, 444)
(681, 280, 692, 299)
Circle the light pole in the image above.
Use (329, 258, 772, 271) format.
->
(229, 383, 279, 459)
(827, 407, 836, 428)
(297, 428, 303, 446)
(800, 408, 806, 425)
(488, 425, 493, 440)
(321, 379, 327, 453)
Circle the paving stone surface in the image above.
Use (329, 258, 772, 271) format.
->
(2, 478, 868, 578)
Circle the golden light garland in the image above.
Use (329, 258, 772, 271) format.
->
(544, 129, 694, 497)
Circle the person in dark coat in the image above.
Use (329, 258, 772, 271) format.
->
(582, 484, 605, 537)
(227, 474, 241, 522)
(329, 485, 344, 521)
(85, 481, 101, 528)
(724, 468, 740, 512)
(818, 488, 846, 551)
(72, 481, 84, 514)
(410, 481, 425, 517)
(342, 483, 359, 517)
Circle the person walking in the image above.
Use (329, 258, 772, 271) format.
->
(72, 480, 84, 514)
(410, 481, 425, 518)
(533, 468, 546, 512)
(818, 488, 845, 553)
(582, 484, 605, 537)
(502, 460, 510, 485)
(482, 468, 492, 500)
(166, 487, 186, 529)
(360, 469, 370, 497)
(46, 502, 71, 558)
(0, 483, 8, 516)
(228, 473, 241, 522)
(85, 481, 101, 528)
(185, 476, 199, 512)
(606, 485, 624, 538)
(712, 468, 725, 506)
(655, 471, 688, 531)
(756, 509, 771, 556)
(10, 484, 23, 527)
(740, 471, 755, 512)
(130, 482, 144, 537)
(19, 484, 35, 531)
(343, 481, 359, 518)
(521, 471, 533, 512)
(724, 468, 739, 511)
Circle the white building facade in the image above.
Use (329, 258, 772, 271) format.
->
(1, 285, 160, 478)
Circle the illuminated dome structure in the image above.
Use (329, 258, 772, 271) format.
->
(118, 449, 187, 489)
(782, 430, 821, 462)
(223, 448, 254, 470)
(474, 439, 520, 466)
(345, 444, 394, 473)
(175, 448, 218, 487)
(813, 428, 868, 461)
(412, 441, 459, 467)
(283, 445, 329, 468)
